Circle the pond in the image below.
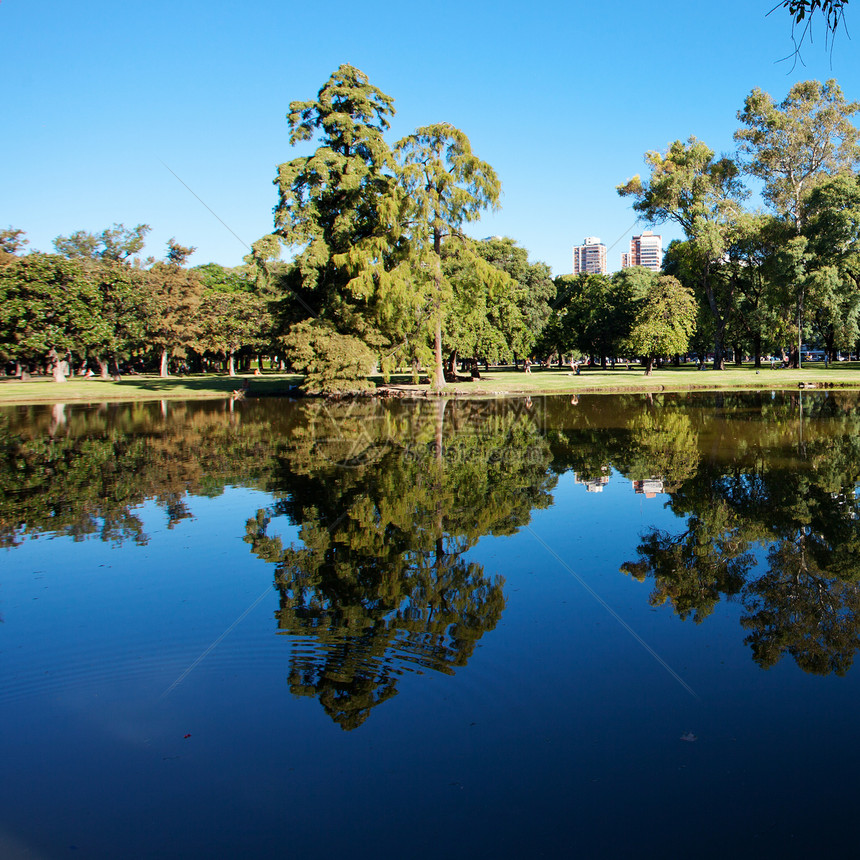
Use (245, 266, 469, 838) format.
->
(3, 391, 860, 857)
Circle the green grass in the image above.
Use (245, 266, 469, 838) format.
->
(376, 361, 860, 397)
(0, 372, 304, 405)
(2, 362, 860, 405)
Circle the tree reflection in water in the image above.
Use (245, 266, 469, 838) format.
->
(8, 390, 860, 707)
(244, 398, 556, 729)
(614, 391, 860, 676)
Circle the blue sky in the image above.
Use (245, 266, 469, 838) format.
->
(3, 0, 859, 276)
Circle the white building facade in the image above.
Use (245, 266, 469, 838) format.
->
(573, 237, 607, 275)
(620, 230, 662, 271)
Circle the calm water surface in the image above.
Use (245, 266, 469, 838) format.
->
(3, 391, 860, 857)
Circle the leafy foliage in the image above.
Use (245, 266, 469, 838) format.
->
(395, 123, 501, 388)
(625, 275, 697, 374)
(0, 227, 28, 255)
(282, 319, 376, 394)
(618, 137, 746, 368)
(54, 223, 150, 263)
(0, 254, 111, 368)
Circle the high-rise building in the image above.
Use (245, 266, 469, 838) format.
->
(621, 230, 662, 271)
(573, 237, 607, 275)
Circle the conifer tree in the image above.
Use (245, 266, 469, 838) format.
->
(273, 64, 404, 386)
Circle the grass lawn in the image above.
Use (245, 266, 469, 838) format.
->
(0, 372, 304, 405)
(378, 361, 860, 397)
(2, 362, 860, 405)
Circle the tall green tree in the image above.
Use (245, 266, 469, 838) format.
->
(198, 290, 271, 376)
(735, 80, 860, 232)
(395, 123, 501, 389)
(618, 138, 747, 369)
(86, 261, 152, 378)
(719, 213, 789, 367)
(0, 254, 110, 380)
(736, 80, 860, 365)
(439, 238, 530, 370)
(146, 242, 203, 377)
(273, 64, 403, 387)
(625, 275, 697, 375)
(475, 237, 555, 354)
(801, 173, 860, 357)
(50, 223, 156, 376)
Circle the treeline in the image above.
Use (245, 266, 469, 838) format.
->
(0, 64, 695, 389)
(0, 225, 276, 380)
(6, 69, 860, 385)
(615, 79, 860, 369)
(0, 221, 560, 384)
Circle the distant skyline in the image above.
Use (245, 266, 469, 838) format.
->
(3, 1, 858, 277)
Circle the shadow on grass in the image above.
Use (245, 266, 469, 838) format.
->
(114, 374, 304, 394)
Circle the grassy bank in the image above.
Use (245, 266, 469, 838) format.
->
(2, 363, 860, 405)
(0, 373, 304, 405)
(381, 362, 860, 397)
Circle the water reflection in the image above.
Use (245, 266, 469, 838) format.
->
(244, 399, 555, 729)
(610, 392, 860, 675)
(0, 397, 555, 728)
(6, 390, 860, 700)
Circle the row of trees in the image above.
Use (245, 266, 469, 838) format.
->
(617, 79, 860, 370)
(0, 224, 276, 380)
(7, 69, 860, 384)
(0, 217, 561, 386)
(0, 64, 703, 389)
(270, 65, 708, 385)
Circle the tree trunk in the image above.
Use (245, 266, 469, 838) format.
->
(49, 349, 67, 383)
(644, 356, 654, 376)
(96, 357, 110, 379)
(432, 232, 445, 391)
(702, 260, 730, 370)
(228, 349, 236, 377)
(433, 318, 445, 390)
(160, 348, 169, 378)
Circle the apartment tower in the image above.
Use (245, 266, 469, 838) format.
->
(572, 237, 607, 275)
(620, 230, 662, 271)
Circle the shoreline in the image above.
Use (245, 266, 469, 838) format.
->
(2, 365, 860, 406)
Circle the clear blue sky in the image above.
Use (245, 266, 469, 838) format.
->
(3, 0, 859, 276)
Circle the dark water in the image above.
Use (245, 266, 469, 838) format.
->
(3, 391, 860, 857)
